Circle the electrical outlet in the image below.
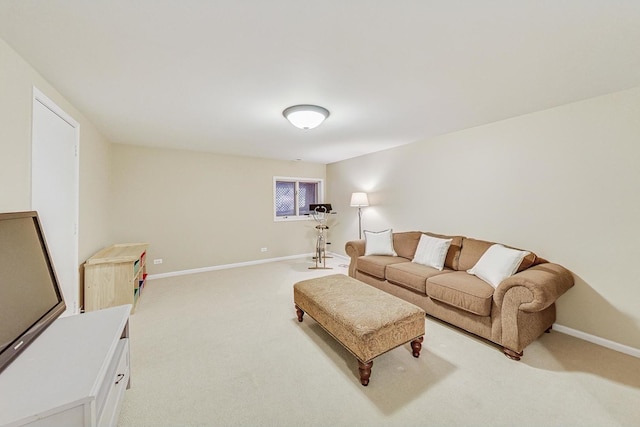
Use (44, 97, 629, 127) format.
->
(260, 247, 268, 252)
(153, 258, 163, 265)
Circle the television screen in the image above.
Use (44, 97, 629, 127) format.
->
(0, 211, 66, 373)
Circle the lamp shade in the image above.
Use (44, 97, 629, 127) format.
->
(283, 105, 329, 130)
(350, 192, 369, 207)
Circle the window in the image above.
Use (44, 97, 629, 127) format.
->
(274, 177, 323, 221)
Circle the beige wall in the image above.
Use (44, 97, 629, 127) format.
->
(5, 31, 639, 351)
(0, 37, 112, 264)
(109, 144, 326, 274)
(327, 87, 640, 350)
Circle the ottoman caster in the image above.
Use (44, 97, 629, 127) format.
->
(358, 360, 373, 386)
(411, 336, 424, 358)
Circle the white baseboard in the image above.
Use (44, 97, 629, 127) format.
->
(328, 251, 350, 262)
(147, 252, 350, 280)
(147, 253, 313, 280)
(148, 255, 638, 360)
(553, 323, 640, 359)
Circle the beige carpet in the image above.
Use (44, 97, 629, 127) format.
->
(118, 257, 640, 426)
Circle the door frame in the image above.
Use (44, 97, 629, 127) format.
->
(31, 86, 80, 315)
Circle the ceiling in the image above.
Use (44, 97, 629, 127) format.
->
(1, 1, 639, 164)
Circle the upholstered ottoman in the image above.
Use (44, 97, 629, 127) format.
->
(293, 274, 425, 386)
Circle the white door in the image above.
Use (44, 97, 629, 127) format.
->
(31, 88, 79, 316)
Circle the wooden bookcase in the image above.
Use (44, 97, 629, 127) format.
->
(84, 243, 149, 313)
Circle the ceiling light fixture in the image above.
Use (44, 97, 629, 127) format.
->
(283, 104, 330, 130)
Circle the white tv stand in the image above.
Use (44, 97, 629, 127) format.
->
(0, 305, 131, 427)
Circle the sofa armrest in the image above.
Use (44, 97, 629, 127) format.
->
(345, 240, 366, 277)
(493, 263, 574, 313)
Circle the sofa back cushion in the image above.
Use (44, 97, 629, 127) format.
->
(412, 234, 452, 270)
(392, 231, 422, 259)
(425, 232, 463, 270)
(467, 244, 531, 287)
(457, 237, 542, 272)
(392, 231, 463, 270)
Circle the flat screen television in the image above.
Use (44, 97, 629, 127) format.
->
(0, 211, 66, 373)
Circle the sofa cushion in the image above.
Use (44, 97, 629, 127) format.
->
(515, 251, 544, 272)
(425, 232, 463, 270)
(392, 231, 422, 259)
(386, 231, 463, 269)
(467, 244, 530, 287)
(426, 271, 494, 316)
(356, 255, 409, 279)
(412, 234, 452, 271)
(386, 262, 452, 294)
(458, 238, 494, 271)
(458, 237, 540, 272)
(364, 229, 397, 256)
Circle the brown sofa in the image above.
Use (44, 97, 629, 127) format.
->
(345, 231, 574, 360)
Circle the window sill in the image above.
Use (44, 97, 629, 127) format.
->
(274, 215, 313, 222)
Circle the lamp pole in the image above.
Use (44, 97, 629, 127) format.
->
(350, 192, 369, 240)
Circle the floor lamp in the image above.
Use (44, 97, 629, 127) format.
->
(350, 192, 369, 239)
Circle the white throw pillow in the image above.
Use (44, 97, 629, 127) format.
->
(467, 244, 530, 287)
(412, 234, 452, 271)
(364, 229, 397, 256)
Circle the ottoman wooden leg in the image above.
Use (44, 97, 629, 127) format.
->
(411, 336, 424, 358)
(358, 360, 373, 386)
(295, 305, 304, 322)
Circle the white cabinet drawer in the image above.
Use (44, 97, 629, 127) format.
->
(0, 306, 131, 427)
(97, 338, 130, 427)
